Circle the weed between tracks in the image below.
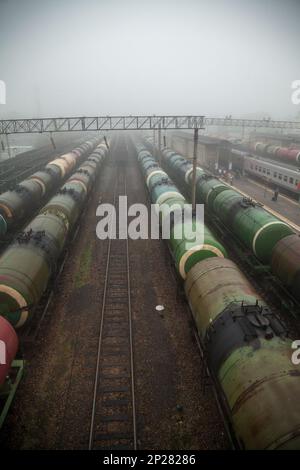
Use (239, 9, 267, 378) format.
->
(74, 241, 94, 288)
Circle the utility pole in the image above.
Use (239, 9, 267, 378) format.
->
(104, 135, 110, 150)
(158, 124, 161, 164)
(163, 134, 166, 148)
(50, 132, 56, 150)
(153, 128, 156, 159)
(5, 134, 11, 158)
(192, 128, 199, 216)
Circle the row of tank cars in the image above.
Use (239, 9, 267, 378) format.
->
(0, 137, 110, 426)
(136, 139, 300, 449)
(158, 145, 300, 306)
(229, 138, 300, 167)
(251, 141, 300, 166)
(0, 138, 97, 237)
(173, 133, 300, 197)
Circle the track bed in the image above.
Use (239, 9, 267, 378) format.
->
(0, 137, 228, 450)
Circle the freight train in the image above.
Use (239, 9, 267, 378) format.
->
(0, 138, 101, 238)
(0, 139, 109, 422)
(136, 144, 227, 279)
(162, 143, 300, 306)
(252, 141, 300, 166)
(160, 147, 294, 262)
(136, 140, 300, 449)
(157, 146, 300, 305)
(0, 316, 19, 388)
(229, 140, 300, 167)
(0, 140, 108, 328)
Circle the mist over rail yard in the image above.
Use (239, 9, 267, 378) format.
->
(1, 0, 300, 459)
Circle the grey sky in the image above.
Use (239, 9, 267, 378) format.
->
(0, 0, 299, 119)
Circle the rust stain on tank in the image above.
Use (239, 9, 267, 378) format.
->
(231, 370, 294, 416)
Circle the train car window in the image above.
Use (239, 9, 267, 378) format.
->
(284, 176, 288, 182)
(267, 169, 270, 175)
(296, 180, 299, 186)
(289, 177, 294, 184)
(278, 174, 282, 180)
(263, 168, 266, 174)
(274, 172, 277, 177)
(259, 167, 262, 172)
(255, 165, 258, 170)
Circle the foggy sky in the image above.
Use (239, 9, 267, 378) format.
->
(0, 0, 300, 119)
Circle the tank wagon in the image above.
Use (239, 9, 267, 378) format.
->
(161, 147, 300, 298)
(161, 148, 294, 265)
(0, 141, 109, 328)
(271, 234, 300, 302)
(253, 141, 300, 166)
(0, 137, 101, 238)
(0, 315, 22, 428)
(136, 143, 227, 279)
(212, 190, 292, 263)
(0, 316, 18, 387)
(185, 257, 300, 449)
(139, 140, 300, 449)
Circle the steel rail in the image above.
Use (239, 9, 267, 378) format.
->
(88, 163, 137, 450)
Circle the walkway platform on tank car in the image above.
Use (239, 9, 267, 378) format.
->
(228, 176, 300, 232)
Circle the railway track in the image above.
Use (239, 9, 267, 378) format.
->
(1, 136, 229, 450)
(88, 166, 137, 451)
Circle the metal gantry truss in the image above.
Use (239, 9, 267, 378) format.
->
(0, 115, 300, 134)
(205, 117, 300, 129)
(0, 115, 205, 134)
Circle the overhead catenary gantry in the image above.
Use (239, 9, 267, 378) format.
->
(2, 113, 300, 214)
(1, 115, 300, 135)
(0, 115, 205, 134)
